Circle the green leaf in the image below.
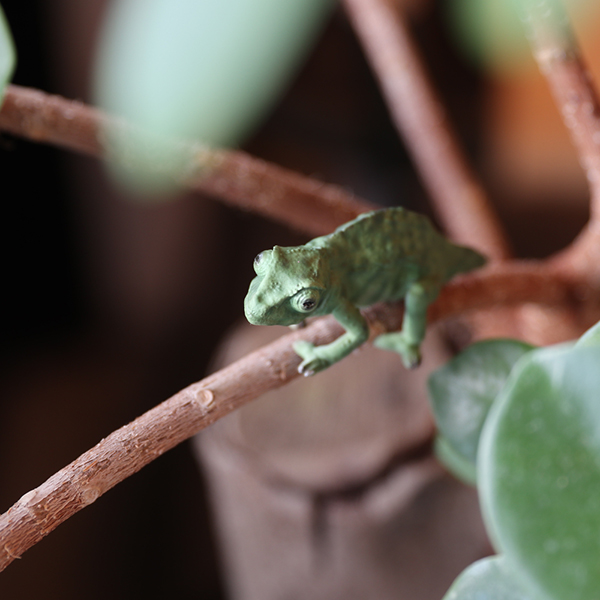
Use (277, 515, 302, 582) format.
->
(428, 339, 534, 481)
(479, 344, 600, 600)
(94, 0, 336, 194)
(435, 435, 478, 485)
(0, 3, 16, 102)
(442, 556, 547, 600)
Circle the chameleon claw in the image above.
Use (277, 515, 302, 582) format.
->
(297, 359, 315, 376)
(298, 358, 328, 376)
(296, 348, 330, 376)
(403, 352, 422, 369)
(300, 366, 315, 377)
(374, 333, 421, 369)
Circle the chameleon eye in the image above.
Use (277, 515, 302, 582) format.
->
(253, 251, 270, 274)
(295, 291, 320, 313)
(301, 298, 316, 311)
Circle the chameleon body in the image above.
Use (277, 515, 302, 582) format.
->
(244, 207, 486, 376)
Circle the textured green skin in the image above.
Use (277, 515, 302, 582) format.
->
(244, 207, 486, 376)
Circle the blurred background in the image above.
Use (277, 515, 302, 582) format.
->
(0, 0, 599, 598)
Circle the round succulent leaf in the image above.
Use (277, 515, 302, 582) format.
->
(479, 344, 600, 600)
(0, 4, 16, 102)
(442, 556, 547, 600)
(94, 0, 335, 193)
(428, 339, 534, 474)
(435, 435, 477, 486)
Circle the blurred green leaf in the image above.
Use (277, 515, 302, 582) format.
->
(442, 556, 546, 600)
(94, 0, 336, 194)
(0, 3, 16, 102)
(479, 344, 600, 600)
(445, 0, 530, 74)
(444, 0, 599, 75)
(428, 339, 534, 481)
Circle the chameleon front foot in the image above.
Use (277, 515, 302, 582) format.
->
(293, 340, 331, 376)
(374, 333, 422, 369)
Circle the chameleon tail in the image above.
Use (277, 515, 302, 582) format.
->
(446, 244, 487, 278)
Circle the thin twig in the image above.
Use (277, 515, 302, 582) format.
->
(342, 0, 511, 259)
(0, 85, 375, 236)
(0, 259, 582, 571)
(519, 0, 600, 277)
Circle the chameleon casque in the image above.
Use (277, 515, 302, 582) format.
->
(244, 207, 486, 376)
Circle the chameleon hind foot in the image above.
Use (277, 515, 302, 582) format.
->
(374, 332, 422, 369)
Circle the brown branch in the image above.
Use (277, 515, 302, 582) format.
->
(0, 259, 586, 571)
(0, 85, 375, 236)
(342, 0, 511, 260)
(194, 150, 375, 236)
(519, 1, 600, 276)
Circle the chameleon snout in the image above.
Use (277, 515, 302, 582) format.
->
(245, 304, 301, 327)
(245, 295, 305, 327)
(244, 309, 261, 326)
(244, 294, 279, 326)
(243, 298, 265, 326)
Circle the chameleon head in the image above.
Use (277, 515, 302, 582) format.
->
(244, 245, 328, 327)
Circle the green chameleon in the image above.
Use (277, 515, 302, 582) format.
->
(244, 207, 486, 376)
